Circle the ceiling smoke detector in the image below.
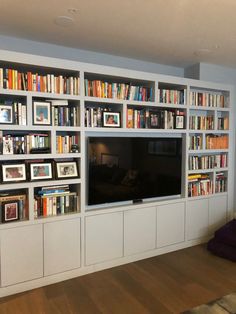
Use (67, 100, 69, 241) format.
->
(194, 48, 211, 56)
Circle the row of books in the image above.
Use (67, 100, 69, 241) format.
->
(0, 102, 27, 125)
(0, 191, 28, 223)
(188, 135, 203, 150)
(127, 108, 185, 129)
(189, 115, 214, 130)
(217, 117, 229, 130)
(1, 133, 50, 155)
(34, 185, 79, 218)
(56, 135, 80, 154)
(215, 173, 227, 193)
(188, 174, 213, 197)
(158, 88, 186, 105)
(189, 91, 226, 107)
(189, 153, 228, 170)
(84, 107, 103, 127)
(52, 105, 79, 127)
(206, 134, 228, 149)
(84, 79, 153, 101)
(0, 68, 80, 95)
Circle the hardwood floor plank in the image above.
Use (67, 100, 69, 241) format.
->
(0, 245, 235, 314)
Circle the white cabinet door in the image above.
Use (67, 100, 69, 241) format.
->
(209, 195, 227, 236)
(124, 207, 156, 256)
(157, 202, 185, 247)
(85, 212, 123, 265)
(1, 224, 43, 287)
(186, 199, 209, 240)
(44, 219, 81, 276)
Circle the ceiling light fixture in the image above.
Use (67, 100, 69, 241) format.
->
(54, 16, 74, 27)
(68, 8, 79, 14)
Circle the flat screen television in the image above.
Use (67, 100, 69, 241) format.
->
(87, 136, 182, 206)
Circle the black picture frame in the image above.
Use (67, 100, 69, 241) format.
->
(30, 162, 53, 181)
(175, 115, 185, 129)
(55, 161, 79, 179)
(149, 111, 161, 129)
(2, 163, 27, 183)
(2, 200, 20, 223)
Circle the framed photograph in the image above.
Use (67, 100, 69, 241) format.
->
(103, 112, 120, 127)
(33, 101, 51, 125)
(2, 201, 20, 223)
(2, 136, 14, 155)
(0, 105, 13, 124)
(101, 153, 119, 167)
(150, 111, 161, 129)
(175, 115, 185, 129)
(30, 162, 53, 181)
(2, 163, 26, 182)
(56, 161, 79, 179)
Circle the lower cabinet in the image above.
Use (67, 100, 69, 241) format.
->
(209, 195, 227, 236)
(186, 198, 209, 240)
(1, 224, 43, 287)
(124, 206, 156, 256)
(157, 202, 185, 247)
(44, 219, 81, 276)
(85, 212, 123, 265)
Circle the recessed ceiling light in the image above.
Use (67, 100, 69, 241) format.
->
(54, 16, 74, 27)
(68, 8, 79, 14)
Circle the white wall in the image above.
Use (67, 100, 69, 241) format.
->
(0, 35, 184, 77)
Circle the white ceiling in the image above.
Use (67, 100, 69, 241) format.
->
(1, 0, 236, 68)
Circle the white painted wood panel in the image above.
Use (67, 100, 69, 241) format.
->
(44, 219, 81, 276)
(124, 207, 156, 256)
(186, 199, 209, 240)
(157, 202, 185, 247)
(209, 195, 227, 236)
(1, 224, 43, 287)
(85, 212, 123, 265)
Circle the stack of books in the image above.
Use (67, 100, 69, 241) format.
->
(34, 185, 79, 218)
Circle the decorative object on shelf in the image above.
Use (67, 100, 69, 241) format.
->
(103, 112, 120, 127)
(0, 105, 13, 124)
(33, 101, 51, 125)
(2, 163, 26, 183)
(70, 144, 79, 153)
(1, 200, 20, 223)
(30, 162, 53, 181)
(0, 191, 28, 221)
(55, 161, 79, 179)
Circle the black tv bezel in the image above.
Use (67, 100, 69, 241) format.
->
(86, 134, 183, 208)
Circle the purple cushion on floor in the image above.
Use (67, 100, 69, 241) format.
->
(207, 238, 236, 262)
(214, 219, 236, 247)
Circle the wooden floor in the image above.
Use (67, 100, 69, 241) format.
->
(0, 244, 235, 314)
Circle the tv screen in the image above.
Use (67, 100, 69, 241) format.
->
(87, 136, 182, 206)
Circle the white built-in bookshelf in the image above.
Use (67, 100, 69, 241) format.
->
(0, 49, 233, 297)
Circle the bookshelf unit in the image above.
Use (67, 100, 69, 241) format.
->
(0, 50, 234, 297)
